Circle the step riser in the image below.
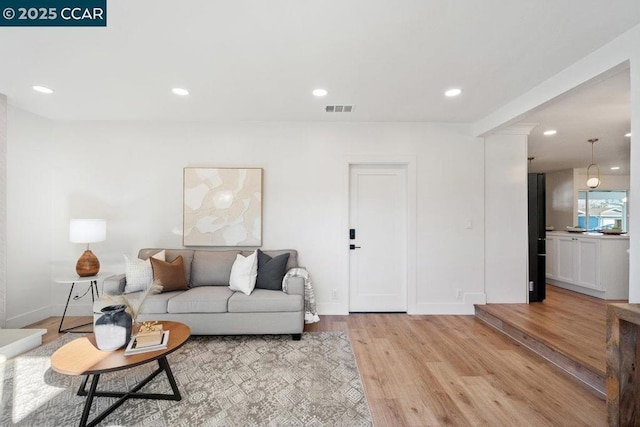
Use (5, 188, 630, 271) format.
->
(475, 306, 605, 399)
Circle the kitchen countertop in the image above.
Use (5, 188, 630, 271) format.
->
(546, 230, 629, 239)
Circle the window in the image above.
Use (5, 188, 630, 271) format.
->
(577, 190, 628, 231)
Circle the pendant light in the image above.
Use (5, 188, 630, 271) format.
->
(586, 138, 600, 189)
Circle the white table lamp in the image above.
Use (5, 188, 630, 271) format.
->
(70, 219, 106, 277)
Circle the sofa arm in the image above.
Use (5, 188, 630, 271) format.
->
(284, 276, 305, 297)
(102, 273, 126, 295)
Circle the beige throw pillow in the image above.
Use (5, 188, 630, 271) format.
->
(124, 250, 166, 293)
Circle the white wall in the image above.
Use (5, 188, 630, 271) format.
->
(546, 169, 575, 230)
(574, 171, 630, 192)
(5, 116, 488, 326)
(6, 107, 54, 327)
(629, 47, 640, 303)
(8, 24, 638, 323)
(0, 94, 6, 328)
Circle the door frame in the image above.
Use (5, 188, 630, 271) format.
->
(344, 156, 417, 314)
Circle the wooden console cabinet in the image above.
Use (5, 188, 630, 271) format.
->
(606, 303, 640, 426)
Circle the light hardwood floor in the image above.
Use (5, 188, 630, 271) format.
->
(28, 312, 605, 426)
(306, 314, 605, 426)
(477, 284, 617, 376)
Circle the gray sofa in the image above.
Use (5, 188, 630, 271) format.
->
(94, 248, 305, 339)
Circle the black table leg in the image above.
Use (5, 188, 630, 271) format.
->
(58, 283, 75, 333)
(79, 373, 100, 427)
(59, 281, 95, 333)
(90, 280, 99, 302)
(159, 356, 182, 400)
(75, 357, 181, 427)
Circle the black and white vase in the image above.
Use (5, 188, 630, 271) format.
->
(94, 305, 132, 351)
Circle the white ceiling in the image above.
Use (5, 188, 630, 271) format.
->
(0, 1, 638, 166)
(526, 68, 631, 175)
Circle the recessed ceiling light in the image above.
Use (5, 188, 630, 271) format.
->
(312, 88, 328, 97)
(625, 132, 632, 138)
(445, 88, 462, 97)
(172, 87, 189, 96)
(543, 129, 557, 136)
(32, 85, 54, 94)
(611, 166, 621, 170)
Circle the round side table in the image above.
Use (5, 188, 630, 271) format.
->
(54, 273, 108, 333)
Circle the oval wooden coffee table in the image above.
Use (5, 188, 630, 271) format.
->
(51, 321, 190, 427)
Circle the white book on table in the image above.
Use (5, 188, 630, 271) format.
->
(124, 330, 170, 355)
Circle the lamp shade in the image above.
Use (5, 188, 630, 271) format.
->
(587, 177, 600, 189)
(70, 219, 106, 243)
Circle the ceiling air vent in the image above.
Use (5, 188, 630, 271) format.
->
(325, 105, 354, 113)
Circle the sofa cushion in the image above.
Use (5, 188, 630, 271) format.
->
(228, 289, 303, 313)
(190, 250, 240, 287)
(139, 249, 194, 285)
(150, 256, 189, 292)
(133, 291, 184, 314)
(243, 249, 298, 272)
(256, 250, 290, 290)
(167, 287, 234, 313)
(229, 251, 258, 295)
(123, 250, 166, 293)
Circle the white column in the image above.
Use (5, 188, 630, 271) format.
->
(0, 94, 6, 327)
(629, 53, 640, 303)
(484, 124, 536, 303)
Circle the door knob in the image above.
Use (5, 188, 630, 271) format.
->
(349, 244, 361, 250)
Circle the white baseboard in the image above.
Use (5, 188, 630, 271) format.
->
(412, 303, 475, 315)
(464, 292, 487, 305)
(5, 306, 51, 329)
(9, 295, 488, 327)
(547, 279, 609, 299)
(316, 302, 348, 315)
(317, 293, 487, 316)
(6, 303, 94, 328)
(52, 304, 94, 317)
(412, 292, 487, 315)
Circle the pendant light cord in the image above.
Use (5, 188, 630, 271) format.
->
(587, 138, 600, 189)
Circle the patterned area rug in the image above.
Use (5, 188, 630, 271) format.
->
(0, 332, 372, 426)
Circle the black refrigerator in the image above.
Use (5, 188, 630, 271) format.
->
(528, 173, 546, 302)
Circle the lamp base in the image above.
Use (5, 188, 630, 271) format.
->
(76, 249, 100, 277)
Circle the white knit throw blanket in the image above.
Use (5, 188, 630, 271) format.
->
(282, 267, 320, 324)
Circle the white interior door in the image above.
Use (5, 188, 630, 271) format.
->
(349, 164, 407, 312)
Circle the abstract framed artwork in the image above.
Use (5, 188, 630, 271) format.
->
(183, 167, 262, 246)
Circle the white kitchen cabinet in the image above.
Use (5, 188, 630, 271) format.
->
(576, 238, 599, 290)
(546, 231, 628, 299)
(555, 235, 577, 283)
(545, 234, 556, 279)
